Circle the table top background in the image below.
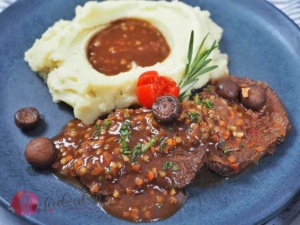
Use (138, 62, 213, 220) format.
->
(0, 0, 299, 224)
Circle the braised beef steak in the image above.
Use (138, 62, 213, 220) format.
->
(197, 76, 291, 176)
(52, 101, 206, 197)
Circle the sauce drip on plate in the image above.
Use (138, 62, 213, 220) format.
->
(87, 18, 170, 75)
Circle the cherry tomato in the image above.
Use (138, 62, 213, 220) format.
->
(137, 71, 159, 86)
(136, 85, 157, 108)
(136, 71, 180, 107)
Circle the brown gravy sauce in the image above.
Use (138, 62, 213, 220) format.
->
(51, 79, 283, 222)
(87, 18, 170, 75)
(51, 79, 288, 222)
(50, 82, 254, 222)
(54, 169, 187, 222)
(102, 186, 187, 222)
(51, 105, 199, 222)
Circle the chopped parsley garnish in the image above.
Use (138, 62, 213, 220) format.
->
(124, 110, 130, 119)
(202, 99, 214, 109)
(121, 145, 131, 155)
(119, 120, 133, 154)
(93, 124, 101, 137)
(188, 112, 200, 123)
(132, 138, 156, 161)
(163, 161, 179, 172)
(132, 142, 142, 160)
(218, 140, 228, 154)
(240, 143, 245, 148)
(104, 119, 111, 127)
(194, 94, 201, 105)
(159, 137, 167, 151)
(120, 120, 132, 138)
(92, 119, 111, 137)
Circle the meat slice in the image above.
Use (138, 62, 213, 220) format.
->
(195, 76, 291, 176)
(51, 100, 208, 222)
(52, 101, 206, 196)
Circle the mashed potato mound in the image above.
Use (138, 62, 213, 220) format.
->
(25, 0, 228, 124)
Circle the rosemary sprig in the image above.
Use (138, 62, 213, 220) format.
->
(178, 31, 219, 101)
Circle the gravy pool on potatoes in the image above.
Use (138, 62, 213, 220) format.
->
(87, 18, 170, 75)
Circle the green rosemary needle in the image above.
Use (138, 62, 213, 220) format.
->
(178, 31, 219, 101)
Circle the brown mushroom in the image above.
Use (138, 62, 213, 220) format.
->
(240, 85, 267, 110)
(216, 79, 241, 102)
(24, 137, 58, 169)
(14, 107, 40, 130)
(152, 95, 182, 123)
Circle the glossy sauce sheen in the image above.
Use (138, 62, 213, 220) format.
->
(52, 102, 206, 222)
(87, 18, 170, 75)
(51, 77, 290, 222)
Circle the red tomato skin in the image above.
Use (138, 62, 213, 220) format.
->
(136, 84, 157, 108)
(165, 86, 180, 97)
(137, 71, 159, 86)
(158, 76, 177, 86)
(136, 71, 180, 107)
